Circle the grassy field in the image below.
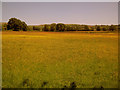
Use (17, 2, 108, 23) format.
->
(2, 31, 118, 88)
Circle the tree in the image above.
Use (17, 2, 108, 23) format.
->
(89, 26, 95, 31)
(22, 22, 28, 31)
(84, 25, 89, 31)
(33, 26, 40, 31)
(28, 25, 34, 31)
(44, 24, 51, 31)
(56, 23, 65, 31)
(7, 18, 28, 31)
(50, 23, 56, 31)
(2, 23, 7, 31)
(39, 25, 44, 31)
(109, 25, 114, 31)
(118, 24, 120, 32)
(96, 25, 101, 31)
(109, 25, 117, 31)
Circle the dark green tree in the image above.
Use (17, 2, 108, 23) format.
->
(50, 23, 56, 31)
(96, 25, 101, 31)
(102, 26, 107, 31)
(109, 25, 116, 31)
(56, 23, 65, 31)
(33, 26, 40, 31)
(2, 23, 7, 31)
(44, 24, 51, 31)
(84, 25, 89, 31)
(22, 22, 28, 31)
(7, 18, 28, 31)
(118, 24, 120, 32)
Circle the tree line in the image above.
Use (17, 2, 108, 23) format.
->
(1, 18, 118, 32)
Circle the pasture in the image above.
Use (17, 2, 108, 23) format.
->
(2, 31, 118, 88)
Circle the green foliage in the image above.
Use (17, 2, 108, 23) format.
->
(50, 23, 56, 31)
(56, 23, 65, 31)
(109, 25, 117, 31)
(7, 18, 28, 31)
(96, 25, 101, 31)
(1, 22, 7, 31)
(84, 25, 89, 31)
(22, 22, 28, 31)
(44, 24, 51, 31)
(90, 26, 95, 31)
(3, 17, 119, 32)
(39, 25, 44, 31)
(33, 26, 40, 31)
(118, 24, 120, 33)
(28, 25, 33, 31)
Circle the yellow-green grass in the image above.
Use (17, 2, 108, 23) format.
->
(2, 31, 118, 88)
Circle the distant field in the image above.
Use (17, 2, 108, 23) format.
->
(2, 31, 118, 88)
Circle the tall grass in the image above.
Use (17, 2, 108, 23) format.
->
(2, 31, 118, 88)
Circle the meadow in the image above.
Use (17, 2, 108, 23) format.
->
(2, 31, 118, 88)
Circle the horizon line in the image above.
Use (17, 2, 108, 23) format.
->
(0, 22, 118, 25)
(27, 23, 119, 25)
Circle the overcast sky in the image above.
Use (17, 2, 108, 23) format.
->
(2, 2, 118, 25)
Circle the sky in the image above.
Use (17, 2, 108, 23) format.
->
(2, 2, 118, 25)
